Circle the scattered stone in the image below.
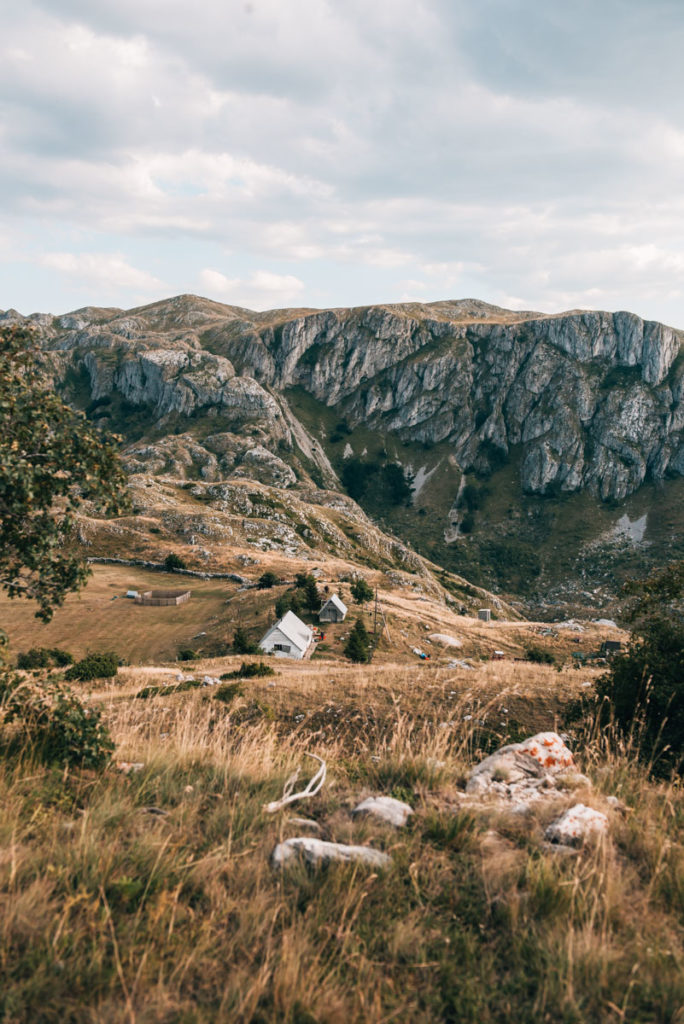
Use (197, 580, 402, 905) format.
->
(287, 817, 322, 832)
(594, 618, 618, 628)
(352, 796, 414, 827)
(429, 633, 462, 647)
(545, 804, 608, 847)
(272, 838, 391, 870)
(116, 761, 145, 774)
(142, 806, 168, 817)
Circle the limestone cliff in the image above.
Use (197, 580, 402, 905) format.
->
(3, 294, 683, 503)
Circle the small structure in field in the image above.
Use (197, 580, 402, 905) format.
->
(135, 589, 191, 607)
(319, 594, 348, 623)
(478, 608, 491, 622)
(259, 611, 313, 660)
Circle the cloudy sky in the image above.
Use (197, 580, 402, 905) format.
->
(4, 0, 684, 323)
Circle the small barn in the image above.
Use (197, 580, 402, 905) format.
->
(319, 594, 348, 623)
(259, 610, 313, 660)
(135, 589, 191, 607)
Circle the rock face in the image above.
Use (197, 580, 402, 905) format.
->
(10, 294, 684, 502)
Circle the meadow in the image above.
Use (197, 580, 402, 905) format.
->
(1, 658, 682, 1022)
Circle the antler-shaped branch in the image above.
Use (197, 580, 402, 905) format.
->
(264, 753, 327, 813)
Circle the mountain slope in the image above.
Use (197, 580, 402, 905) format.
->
(4, 293, 683, 616)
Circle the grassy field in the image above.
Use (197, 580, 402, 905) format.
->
(0, 565, 627, 671)
(1, 659, 682, 1022)
(0, 567, 239, 665)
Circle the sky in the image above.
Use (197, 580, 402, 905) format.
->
(3, 0, 684, 324)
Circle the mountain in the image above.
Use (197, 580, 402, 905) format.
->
(4, 294, 683, 617)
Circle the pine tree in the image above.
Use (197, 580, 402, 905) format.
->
(350, 577, 374, 605)
(344, 617, 372, 663)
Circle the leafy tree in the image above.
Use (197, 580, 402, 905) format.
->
(593, 561, 684, 774)
(350, 577, 374, 605)
(344, 617, 372, 663)
(0, 326, 129, 622)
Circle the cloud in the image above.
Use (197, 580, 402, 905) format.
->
(3, 1, 684, 323)
(39, 251, 166, 293)
(198, 268, 306, 310)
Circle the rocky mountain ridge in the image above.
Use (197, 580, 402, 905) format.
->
(5, 293, 682, 504)
(3, 293, 683, 613)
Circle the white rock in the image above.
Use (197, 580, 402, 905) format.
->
(545, 804, 608, 846)
(429, 633, 462, 647)
(287, 817, 322, 832)
(116, 761, 145, 774)
(352, 796, 414, 827)
(272, 837, 391, 869)
(466, 732, 576, 801)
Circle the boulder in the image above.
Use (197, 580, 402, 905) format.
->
(352, 796, 414, 827)
(466, 732, 579, 801)
(272, 837, 391, 870)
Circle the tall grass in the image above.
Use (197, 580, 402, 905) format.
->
(0, 663, 682, 1022)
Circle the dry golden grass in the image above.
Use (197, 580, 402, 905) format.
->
(1, 660, 682, 1022)
(0, 564, 626, 671)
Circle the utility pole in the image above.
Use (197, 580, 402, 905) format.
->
(374, 586, 379, 636)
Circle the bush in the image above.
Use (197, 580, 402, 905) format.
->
(65, 651, 119, 682)
(164, 552, 187, 572)
(257, 571, 280, 589)
(16, 648, 50, 670)
(221, 662, 275, 680)
(0, 672, 114, 769)
(524, 645, 556, 666)
(177, 648, 199, 662)
(595, 616, 684, 774)
(17, 647, 73, 671)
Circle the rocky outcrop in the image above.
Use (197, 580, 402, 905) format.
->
(14, 295, 684, 502)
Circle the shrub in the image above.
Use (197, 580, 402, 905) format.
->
(50, 647, 74, 667)
(0, 672, 114, 769)
(17, 648, 50, 670)
(164, 552, 187, 572)
(177, 648, 199, 662)
(595, 616, 684, 774)
(221, 662, 275, 680)
(17, 647, 73, 670)
(213, 682, 244, 704)
(257, 571, 280, 589)
(65, 651, 119, 681)
(524, 645, 556, 666)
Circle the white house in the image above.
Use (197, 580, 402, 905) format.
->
(319, 594, 348, 623)
(259, 610, 313, 660)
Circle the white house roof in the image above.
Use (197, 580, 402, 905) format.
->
(320, 594, 348, 616)
(261, 610, 312, 652)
